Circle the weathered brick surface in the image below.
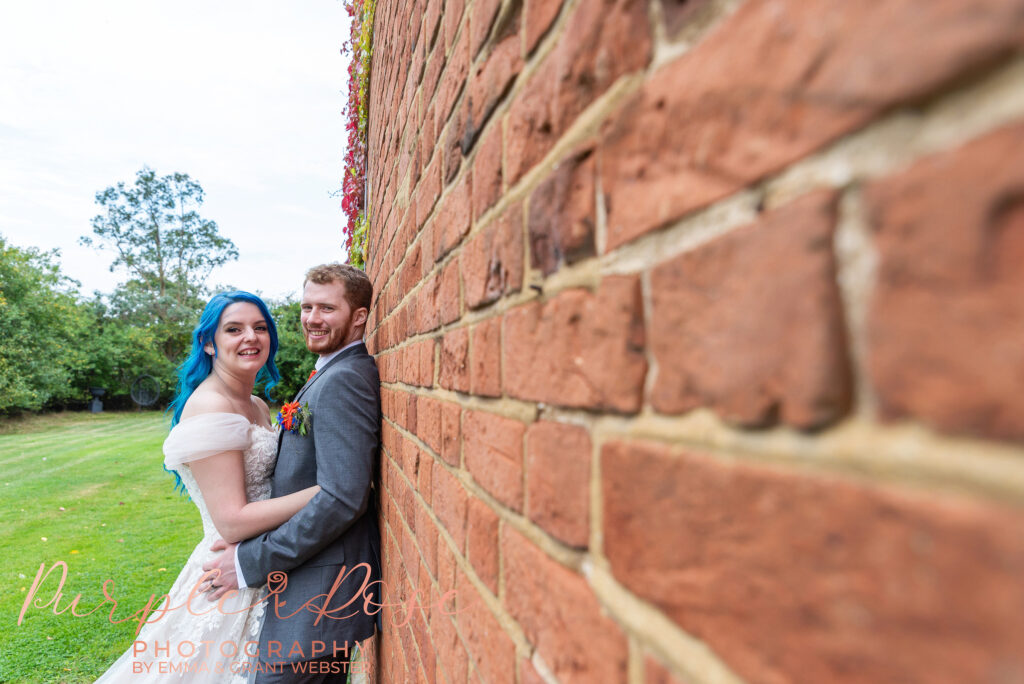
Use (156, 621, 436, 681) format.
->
(470, 121, 503, 221)
(865, 122, 1024, 442)
(466, 496, 500, 593)
(470, 316, 501, 397)
(524, 0, 561, 54)
(431, 462, 468, 550)
(506, 0, 651, 183)
(463, 409, 526, 511)
(504, 276, 647, 412)
(503, 527, 629, 682)
(468, 29, 522, 139)
(526, 421, 590, 547)
(368, 1, 1024, 682)
(433, 173, 472, 262)
(603, 439, 1024, 684)
(462, 204, 523, 310)
(528, 147, 596, 275)
(650, 191, 853, 429)
(601, 0, 1024, 250)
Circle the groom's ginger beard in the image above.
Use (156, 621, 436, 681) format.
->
(300, 279, 366, 355)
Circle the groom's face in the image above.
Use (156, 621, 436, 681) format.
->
(300, 280, 355, 355)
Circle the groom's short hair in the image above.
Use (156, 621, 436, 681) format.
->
(305, 263, 372, 312)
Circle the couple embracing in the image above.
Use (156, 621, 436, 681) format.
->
(96, 263, 382, 683)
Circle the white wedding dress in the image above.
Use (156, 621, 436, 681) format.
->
(95, 413, 277, 684)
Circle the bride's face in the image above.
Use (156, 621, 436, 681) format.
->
(206, 302, 270, 376)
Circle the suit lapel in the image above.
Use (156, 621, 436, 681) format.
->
(292, 342, 366, 403)
(277, 342, 368, 460)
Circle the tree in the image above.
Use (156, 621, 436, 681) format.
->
(0, 236, 90, 412)
(81, 167, 238, 359)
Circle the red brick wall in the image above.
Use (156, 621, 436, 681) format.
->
(363, 1, 1024, 682)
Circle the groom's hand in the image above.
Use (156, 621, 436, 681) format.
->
(201, 539, 240, 601)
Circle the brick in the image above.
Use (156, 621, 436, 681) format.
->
(466, 497, 500, 594)
(440, 327, 470, 392)
(415, 153, 442, 231)
(431, 611, 468, 684)
(470, 317, 501, 397)
(442, 101, 467, 185)
(437, 24, 470, 127)
(417, 395, 442, 454)
(402, 438, 421, 484)
(471, 122, 503, 222)
(441, 400, 462, 466)
(529, 146, 596, 275)
(506, 0, 651, 183)
(463, 409, 526, 511)
(603, 439, 1024, 684)
(411, 605, 437, 684)
(523, 0, 560, 54)
(661, 0, 712, 36)
(526, 422, 590, 547)
(422, 47, 445, 113)
(439, 257, 461, 325)
(503, 527, 628, 683)
(865, 122, 1024, 442)
(646, 657, 688, 684)
(400, 245, 423, 299)
(417, 273, 441, 333)
(520, 659, 546, 684)
(418, 455, 434, 506)
(422, 0, 442, 50)
(467, 29, 522, 140)
(417, 338, 435, 387)
(443, 0, 465, 51)
(504, 56, 557, 186)
(463, 204, 524, 310)
(417, 505, 438, 580)
(433, 173, 472, 261)
(457, 583, 515, 684)
(470, 0, 501, 58)
(431, 463, 467, 551)
(504, 276, 646, 412)
(406, 391, 418, 434)
(651, 190, 852, 429)
(601, 0, 1024, 250)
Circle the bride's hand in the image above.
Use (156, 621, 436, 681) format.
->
(210, 537, 228, 552)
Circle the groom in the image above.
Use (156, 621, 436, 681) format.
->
(203, 263, 382, 682)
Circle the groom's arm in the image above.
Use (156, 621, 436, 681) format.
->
(235, 362, 380, 586)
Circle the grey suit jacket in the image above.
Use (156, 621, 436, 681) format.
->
(237, 342, 382, 664)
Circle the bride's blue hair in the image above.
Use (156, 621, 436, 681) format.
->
(168, 290, 282, 427)
(165, 291, 281, 493)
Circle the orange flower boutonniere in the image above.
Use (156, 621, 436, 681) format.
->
(277, 401, 312, 436)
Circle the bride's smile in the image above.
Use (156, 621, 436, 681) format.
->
(206, 302, 271, 374)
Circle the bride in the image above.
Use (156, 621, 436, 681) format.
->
(96, 291, 317, 683)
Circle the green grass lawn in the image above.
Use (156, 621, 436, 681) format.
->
(0, 411, 202, 683)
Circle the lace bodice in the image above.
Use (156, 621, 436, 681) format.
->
(170, 423, 277, 538)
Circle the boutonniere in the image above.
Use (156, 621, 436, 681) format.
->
(277, 401, 313, 436)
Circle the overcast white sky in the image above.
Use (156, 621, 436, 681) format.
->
(0, 0, 352, 302)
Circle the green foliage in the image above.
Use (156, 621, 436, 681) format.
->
(0, 237, 90, 412)
(70, 299, 178, 405)
(81, 167, 237, 361)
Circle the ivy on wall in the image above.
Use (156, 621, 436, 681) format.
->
(341, 0, 376, 268)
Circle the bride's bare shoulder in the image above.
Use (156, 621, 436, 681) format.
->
(180, 388, 235, 421)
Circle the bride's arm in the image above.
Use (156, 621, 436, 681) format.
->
(189, 451, 320, 544)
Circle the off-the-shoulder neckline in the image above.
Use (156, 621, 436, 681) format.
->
(175, 411, 275, 432)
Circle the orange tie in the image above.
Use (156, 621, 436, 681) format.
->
(308, 369, 318, 382)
